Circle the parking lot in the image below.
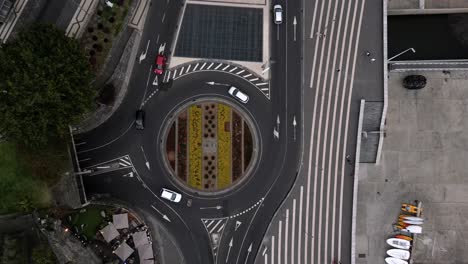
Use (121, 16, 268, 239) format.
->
(356, 71, 468, 264)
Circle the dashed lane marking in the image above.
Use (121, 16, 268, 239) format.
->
(228, 197, 264, 219)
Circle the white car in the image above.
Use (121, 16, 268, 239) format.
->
(160, 188, 182, 203)
(228, 86, 249, 103)
(274, 4, 283, 25)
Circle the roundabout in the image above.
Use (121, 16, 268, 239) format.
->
(160, 98, 259, 194)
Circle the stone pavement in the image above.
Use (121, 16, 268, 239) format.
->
(355, 71, 468, 264)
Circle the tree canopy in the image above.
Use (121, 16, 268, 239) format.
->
(0, 23, 95, 147)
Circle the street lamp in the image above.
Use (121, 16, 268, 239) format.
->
(388, 48, 416, 61)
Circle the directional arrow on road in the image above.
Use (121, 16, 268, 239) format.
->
(293, 115, 297, 142)
(293, 16, 297, 41)
(141, 146, 150, 170)
(150, 205, 171, 222)
(152, 75, 158, 86)
(244, 243, 253, 264)
(123, 171, 134, 178)
(205, 81, 230, 87)
(235, 221, 242, 231)
(277, 115, 280, 126)
(139, 40, 150, 64)
(200, 205, 223, 210)
(226, 238, 233, 263)
(273, 128, 279, 139)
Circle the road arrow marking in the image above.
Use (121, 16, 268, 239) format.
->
(277, 115, 280, 126)
(235, 221, 242, 231)
(244, 243, 252, 264)
(226, 238, 233, 263)
(152, 75, 158, 86)
(140, 146, 150, 170)
(273, 128, 279, 139)
(123, 171, 134, 178)
(293, 16, 297, 41)
(200, 205, 223, 210)
(150, 205, 171, 222)
(293, 115, 297, 142)
(139, 40, 150, 63)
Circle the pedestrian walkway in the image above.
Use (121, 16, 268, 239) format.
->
(389, 60, 468, 72)
(65, 0, 98, 38)
(162, 60, 271, 98)
(388, 0, 468, 14)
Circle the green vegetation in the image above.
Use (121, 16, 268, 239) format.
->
(31, 243, 57, 264)
(68, 206, 109, 239)
(0, 142, 51, 214)
(0, 23, 95, 148)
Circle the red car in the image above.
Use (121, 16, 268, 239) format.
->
(154, 54, 167, 75)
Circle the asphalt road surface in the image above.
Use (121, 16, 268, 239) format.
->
(74, 0, 303, 263)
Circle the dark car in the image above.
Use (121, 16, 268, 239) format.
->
(403, 75, 426, 89)
(0, 0, 14, 25)
(135, 110, 145, 130)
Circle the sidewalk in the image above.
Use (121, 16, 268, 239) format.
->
(355, 71, 468, 264)
(389, 0, 468, 13)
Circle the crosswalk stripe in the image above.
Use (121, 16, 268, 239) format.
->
(257, 82, 268, 86)
(215, 63, 222, 70)
(179, 67, 184, 76)
(200, 62, 207, 70)
(186, 65, 191, 73)
(222, 65, 230, 71)
(193, 63, 199, 71)
(250, 78, 259, 81)
(236, 69, 245, 74)
(243, 73, 252, 78)
(207, 62, 214, 69)
(229, 67, 238, 72)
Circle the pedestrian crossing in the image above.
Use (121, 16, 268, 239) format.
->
(161, 60, 271, 98)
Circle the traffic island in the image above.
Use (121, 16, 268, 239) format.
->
(162, 98, 259, 194)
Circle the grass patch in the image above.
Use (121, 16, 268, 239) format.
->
(68, 206, 109, 239)
(0, 142, 52, 214)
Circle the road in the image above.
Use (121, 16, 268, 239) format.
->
(254, 0, 376, 263)
(73, 0, 303, 263)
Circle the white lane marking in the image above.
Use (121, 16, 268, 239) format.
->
(278, 221, 282, 264)
(75, 142, 87, 146)
(193, 63, 199, 71)
(292, 199, 296, 264)
(222, 65, 230, 71)
(338, 0, 366, 260)
(179, 67, 185, 76)
(243, 73, 252, 78)
(261, 88, 269, 91)
(156, 34, 160, 44)
(264, 253, 268, 264)
(206, 220, 215, 228)
(173, 69, 178, 77)
(329, 0, 349, 258)
(236, 69, 245, 74)
(229, 67, 238, 73)
(79, 158, 90, 162)
(207, 62, 214, 69)
(309, 0, 320, 38)
(210, 220, 222, 233)
(186, 65, 191, 73)
(320, 1, 340, 262)
(250, 78, 259, 81)
(162, 12, 166, 23)
(146, 65, 153, 87)
(217, 223, 225, 233)
(200, 62, 207, 70)
(257, 82, 268, 86)
(271, 236, 275, 264)
(298, 186, 303, 264)
(284, 209, 289, 264)
(215, 63, 222, 70)
(308, 0, 330, 262)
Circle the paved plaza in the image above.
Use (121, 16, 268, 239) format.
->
(356, 71, 468, 264)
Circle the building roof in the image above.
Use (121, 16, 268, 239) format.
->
(99, 223, 119, 242)
(132, 231, 149, 248)
(112, 213, 129, 229)
(137, 243, 154, 260)
(114, 241, 134, 261)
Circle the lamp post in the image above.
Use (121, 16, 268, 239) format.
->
(388, 48, 416, 61)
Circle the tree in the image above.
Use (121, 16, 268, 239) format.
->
(0, 23, 95, 148)
(31, 244, 57, 264)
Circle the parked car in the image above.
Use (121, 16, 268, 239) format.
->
(403, 75, 426, 89)
(273, 4, 283, 24)
(154, 54, 167, 75)
(135, 109, 145, 130)
(228, 86, 249, 103)
(160, 188, 182, 203)
(0, 0, 14, 25)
